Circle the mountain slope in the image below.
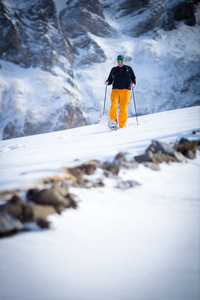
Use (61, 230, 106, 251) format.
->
(0, 0, 200, 140)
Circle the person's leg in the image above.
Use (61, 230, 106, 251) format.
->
(118, 89, 131, 127)
(110, 89, 120, 121)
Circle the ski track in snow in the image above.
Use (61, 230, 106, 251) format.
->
(0, 143, 25, 153)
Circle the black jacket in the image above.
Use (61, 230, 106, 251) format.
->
(106, 65, 136, 90)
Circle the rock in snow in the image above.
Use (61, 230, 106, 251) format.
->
(0, 134, 199, 237)
(0, 211, 24, 237)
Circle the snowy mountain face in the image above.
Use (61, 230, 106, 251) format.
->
(0, 0, 200, 140)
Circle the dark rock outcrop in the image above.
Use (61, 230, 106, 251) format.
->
(162, 0, 198, 31)
(59, 0, 115, 65)
(0, 0, 86, 139)
(0, 181, 79, 237)
(107, 0, 199, 36)
(173, 1, 196, 26)
(26, 184, 76, 210)
(134, 138, 199, 165)
(0, 0, 72, 71)
(0, 211, 24, 237)
(175, 138, 198, 159)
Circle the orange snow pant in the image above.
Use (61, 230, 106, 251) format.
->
(110, 89, 131, 127)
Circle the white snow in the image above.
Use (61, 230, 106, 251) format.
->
(0, 106, 200, 300)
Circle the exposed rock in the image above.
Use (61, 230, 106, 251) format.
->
(26, 184, 74, 209)
(174, 138, 198, 160)
(115, 152, 129, 161)
(146, 143, 157, 154)
(0, 193, 57, 224)
(184, 150, 196, 160)
(37, 219, 51, 229)
(57, 102, 86, 130)
(162, 10, 176, 31)
(0, 211, 24, 237)
(197, 140, 200, 151)
(0, 0, 86, 140)
(3, 121, 19, 141)
(117, 180, 140, 190)
(59, 0, 115, 65)
(119, 1, 165, 37)
(134, 150, 153, 163)
(117, 0, 198, 36)
(143, 162, 160, 171)
(0, 203, 23, 221)
(175, 138, 198, 154)
(9, 194, 24, 205)
(67, 167, 85, 186)
(151, 153, 177, 164)
(1, 136, 199, 238)
(143, 139, 198, 163)
(192, 130, 200, 134)
(114, 152, 139, 169)
(2, 103, 86, 140)
(23, 203, 56, 222)
(162, 0, 198, 31)
(0, 194, 24, 220)
(102, 162, 120, 177)
(152, 140, 176, 156)
(92, 178, 104, 188)
(116, 160, 139, 169)
(63, 162, 103, 188)
(173, 151, 188, 162)
(0, 2, 22, 56)
(0, 0, 72, 71)
(133, 137, 200, 166)
(0, 189, 20, 201)
(119, 0, 150, 16)
(38, 173, 76, 187)
(173, 1, 196, 26)
(60, 0, 114, 39)
(67, 193, 79, 209)
(76, 161, 97, 175)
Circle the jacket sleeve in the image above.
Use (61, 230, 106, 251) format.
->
(106, 68, 114, 85)
(128, 66, 136, 85)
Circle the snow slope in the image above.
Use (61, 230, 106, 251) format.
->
(0, 106, 200, 300)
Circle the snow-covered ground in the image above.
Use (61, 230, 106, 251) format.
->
(0, 106, 200, 300)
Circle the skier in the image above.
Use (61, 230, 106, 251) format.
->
(105, 55, 136, 129)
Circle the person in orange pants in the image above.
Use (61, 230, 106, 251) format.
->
(105, 55, 136, 128)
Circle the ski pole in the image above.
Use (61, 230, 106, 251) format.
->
(132, 88, 139, 125)
(103, 85, 107, 115)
